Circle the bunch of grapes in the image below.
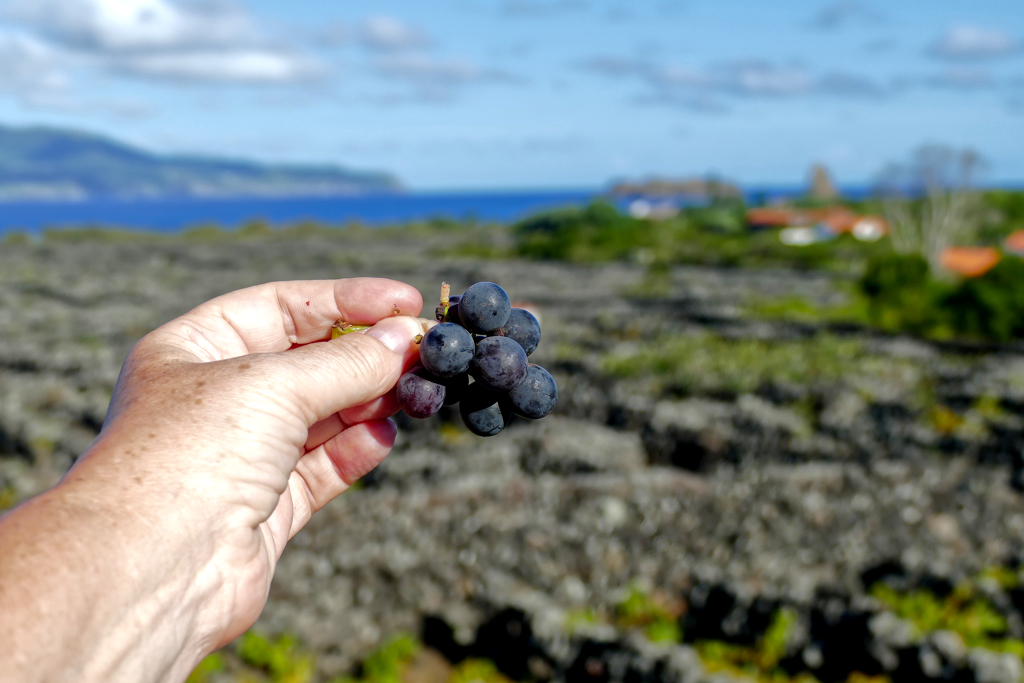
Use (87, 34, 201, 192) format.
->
(397, 282, 558, 437)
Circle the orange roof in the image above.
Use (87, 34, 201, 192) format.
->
(745, 206, 882, 233)
(746, 208, 803, 227)
(1005, 230, 1024, 255)
(940, 247, 1001, 278)
(818, 208, 859, 233)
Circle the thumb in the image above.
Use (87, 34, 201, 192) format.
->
(275, 315, 424, 424)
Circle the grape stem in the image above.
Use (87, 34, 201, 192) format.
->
(436, 282, 452, 322)
(331, 321, 371, 340)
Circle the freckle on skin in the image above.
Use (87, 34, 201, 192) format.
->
(134, 476, 142, 485)
(197, 381, 206, 388)
(239, 363, 252, 371)
(195, 399, 203, 405)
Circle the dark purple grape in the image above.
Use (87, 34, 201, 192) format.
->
(442, 372, 469, 406)
(470, 336, 528, 391)
(444, 294, 463, 324)
(397, 368, 446, 419)
(459, 383, 513, 437)
(507, 365, 558, 419)
(420, 323, 475, 378)
(459, 282, 511, 333)
(490, 308, 541, 356)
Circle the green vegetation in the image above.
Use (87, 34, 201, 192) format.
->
(860, 253, 1024, 342)
(508, 190, 1024, 343)
(0, 485, 16, 511)
(236, 631, 317, 683)
(694, 609, 805, 683)
(613, 584, 683, 643)
(744, 249, 1024, 344)
(979, 190, 1024, 244)
(191, 566, 1024, 683)
(186, 631, 423, 683)
(870, 576, 1024, 658)
(186, 652, 226, 683)
(342, 634, 422, 683)
(513, 201, 666, 263)
(511, 200, 889, 272)
(448, 660, 513, 683)
(602, 332, 904, 398)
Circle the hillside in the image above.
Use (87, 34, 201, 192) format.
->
(0, 125, 402, 200)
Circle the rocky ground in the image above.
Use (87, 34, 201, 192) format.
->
(3, 232, 1024, 683)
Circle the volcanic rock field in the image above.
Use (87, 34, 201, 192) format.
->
(3, 232, 1024, 682)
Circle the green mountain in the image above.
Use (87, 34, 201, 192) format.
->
(0, 125, 402, 200)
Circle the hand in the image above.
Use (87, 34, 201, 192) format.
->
(0, 278, 424, 683)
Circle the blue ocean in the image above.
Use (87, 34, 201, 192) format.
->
(0, 185, 852, 236)
(0, 190, 604, 235)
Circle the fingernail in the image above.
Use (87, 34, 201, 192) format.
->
(364, 316, 420, 353)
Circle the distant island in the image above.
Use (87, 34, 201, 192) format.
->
(608, 177, 742, 200)
(0, 125, 402, 201)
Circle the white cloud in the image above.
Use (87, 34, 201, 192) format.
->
(368, 53, 522, 103)
(0, 31, 67, 97)
(4, 0, 257, 51)
(725, 62, 813, 96)
(1, 0, 322, 85)
(932, 24, 1018, 59)
(116, 49, 322, 83)
(584, 53, 889, 111)
(360, 15, 429, 51)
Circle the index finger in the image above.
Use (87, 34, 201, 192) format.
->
(158, 278, 424, 359)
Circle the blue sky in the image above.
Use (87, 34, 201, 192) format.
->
(0, 0, 1021, 190)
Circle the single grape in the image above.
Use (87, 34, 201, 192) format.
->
(459, 282, 511, 333)
(444, 294, 463, 324)
(490, 308, 541, 356)
(420, 323, 475, 378)
(507, 365, 558, 419)
(397, 368, 446, 419)
(459, 383, 513, 437)
(470, 336, 528, 391)
(442, 372, 469, 406)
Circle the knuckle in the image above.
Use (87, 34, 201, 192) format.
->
(332, 335, 392, 388)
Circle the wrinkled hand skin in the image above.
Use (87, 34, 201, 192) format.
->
(0, 278, 424, 683)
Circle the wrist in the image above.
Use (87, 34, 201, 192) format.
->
(0, 445, 225, 683)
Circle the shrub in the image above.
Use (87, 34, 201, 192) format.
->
(859, 252, 1024, 342)
(859, 254, 947, 335)
(942, 257, 1024, 341)
(513, 201, 660, 262)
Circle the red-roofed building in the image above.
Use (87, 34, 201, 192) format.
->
(940, 247, 1001, 278)
(747, 206, 888, 242)
(1004, 230, 1024, 256)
